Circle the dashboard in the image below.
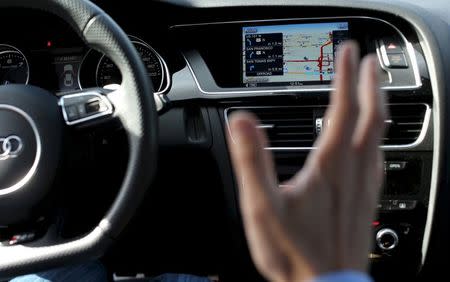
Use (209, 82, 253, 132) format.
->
(0, 9, 173, 95)
(1, 0, 449, 281)
(0, 7, 425, 97)
(173, 16, 422, 95)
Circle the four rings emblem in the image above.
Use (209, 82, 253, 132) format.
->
(0, 135, 23, 160)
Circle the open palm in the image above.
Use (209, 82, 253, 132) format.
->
(228, 42, 387, 282)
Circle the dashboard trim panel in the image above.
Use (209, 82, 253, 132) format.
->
(177, 16, 422, 97)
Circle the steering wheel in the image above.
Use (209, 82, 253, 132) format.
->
(0, 0, 157, 278)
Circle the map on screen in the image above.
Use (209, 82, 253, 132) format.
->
(242, 22, 349, 87)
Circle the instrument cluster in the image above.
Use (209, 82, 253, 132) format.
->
(0, 35, 170, 95)
(78, 35, 170, 94)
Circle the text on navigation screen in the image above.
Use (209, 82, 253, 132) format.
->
(242, 22, 349, 87)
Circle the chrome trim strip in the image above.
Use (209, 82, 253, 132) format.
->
(376, 41, 394, 84)
(384, 103, 431, 150)
(83, 15, 99, 36)
(379, 42, 391, 67)
(0, 105, 41, 195)
(177, 16, 422, 96)
(407, 41, 423, 89)
(257, 124, 275, 129)
(420, 29, 442, 267)
(128, 35, 171, 94)
(224, 103, 431, 151)
(77, 48, 92, 91)
(59, 91, 113, 126)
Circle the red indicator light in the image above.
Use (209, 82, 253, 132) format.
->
(47, 41, 52, 48)
(372, 221, 380, 227)
(387, 43, 397, 49)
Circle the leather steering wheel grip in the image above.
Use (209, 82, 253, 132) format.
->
(0, 0, 158, 278)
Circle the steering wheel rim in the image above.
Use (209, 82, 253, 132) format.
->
(0, 0, 158, 278)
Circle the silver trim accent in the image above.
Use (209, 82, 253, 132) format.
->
(128, 35, 172, 94)
(153, 93, 164, 112)
(376, 43, 394, 84)
(78, 35, 171, 95)
(113, 273, 147, 281)
(0, 135, 23, 160)
(59, 91, 114, 126)
(376, 228, 399, 251)
(83, 15, 99, 36)
(0, 105, 41, 195)
(421, 29, 441, 267)
(406, 41, 423, 90)
(0, 44, 30, 85)
(379, 42, 392, 67)
(376, 40, 423, 91)
(77, 48, 93, 91)
(257, 124, 275, 129)
(128, 35, 172, 95)
(95, 40, 166, 91)
(381, 103, 431, 150)
(177, 16, 422, 96)
(224, 103, 430, 151)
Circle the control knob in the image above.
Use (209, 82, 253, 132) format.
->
(376, 228, 399, 251)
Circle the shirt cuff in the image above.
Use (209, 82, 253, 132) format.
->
(311, 271, 373, 282)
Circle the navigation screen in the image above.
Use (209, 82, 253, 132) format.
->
(242, 22, 349, 87)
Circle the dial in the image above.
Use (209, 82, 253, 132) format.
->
(0, 45, 29, 85)
(96, 41, 164, 91)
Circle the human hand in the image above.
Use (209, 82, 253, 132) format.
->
(227, 42, 387, 282)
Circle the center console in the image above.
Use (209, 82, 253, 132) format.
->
(172, 15, 433, 280)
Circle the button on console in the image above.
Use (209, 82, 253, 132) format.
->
(376, 228, 399, 251)
(380, 39, 403, 54)
(386, 53, 408, 68)
(379, 39, 409, 69)
(385, 161, 407, 171)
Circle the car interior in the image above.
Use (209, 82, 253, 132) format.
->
(0, 0, 449, 281)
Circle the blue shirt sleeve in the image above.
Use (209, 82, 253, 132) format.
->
(311, 271, 373, 282)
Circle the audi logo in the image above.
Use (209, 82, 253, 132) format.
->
(0, 135, 23, 160)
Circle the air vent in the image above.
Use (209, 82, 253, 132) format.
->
(383, 104, 428, 146)
(226, 107, 319, 148)
(226, 104, 429, 149)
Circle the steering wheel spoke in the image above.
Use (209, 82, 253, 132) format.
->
(59, 87, 168, 127)
(58, 88, 116, 126)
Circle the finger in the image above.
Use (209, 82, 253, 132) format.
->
(353, 55, 387, 201)
(340, 56, 387, 268)
(295, 43, 361, 259)
(313, 41, 360, 159)
(353, 55, 387, 151)
(290, 42, 360, 188)
(227, 111, 279, 210)
(228, 112, 293, 280)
